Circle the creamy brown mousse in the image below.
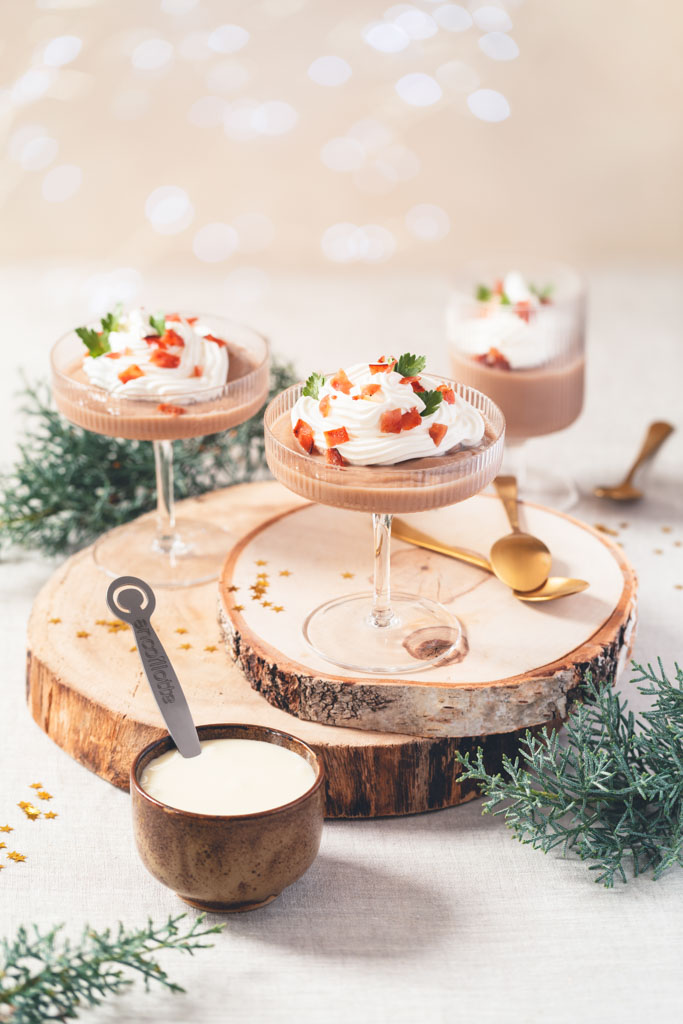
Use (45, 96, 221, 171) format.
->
(54, 342, 268, 441)
(267, 411, 501, 514)
(449, 352, 585, 441)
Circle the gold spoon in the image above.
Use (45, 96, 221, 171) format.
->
(391, 520, 588, 602)
(593, 421, 674, 501)
(490, 475, 552, 592)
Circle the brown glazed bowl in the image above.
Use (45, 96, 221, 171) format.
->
(130, 723, 325, 913)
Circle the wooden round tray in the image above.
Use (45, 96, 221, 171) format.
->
(219, 494, 637, 738)
(27, 482, 543, 819)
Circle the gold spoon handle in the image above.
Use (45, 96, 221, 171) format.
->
(392, 519, 493, 573)
(493, 475, 521, 532)
(623, 421, 675, 485)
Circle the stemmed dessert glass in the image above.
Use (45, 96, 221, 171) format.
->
(447, 262, 586, 510)
(264, 380, 505, 675)
(51, 315, 269, 588)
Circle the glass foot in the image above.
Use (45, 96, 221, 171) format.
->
(302, 591, 462, 675)
(93, 517, 231, 588)
(513, 465, 579, 511)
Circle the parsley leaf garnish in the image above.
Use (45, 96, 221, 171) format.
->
(529, 282, 554, 301)
(395, 353, 426, 378)
(419, 390, 443, 418)
(475, 284, 492, 302)
(302, 372, 326, 400)
(149, 313, 166, 337)
(500, 292, 511, 305)
(75, 304, 124, 358)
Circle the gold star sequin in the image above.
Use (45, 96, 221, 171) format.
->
(18, 802, 40, 821)
(76, 631, 90, 639)
(255, 559, 268, 566)
(675, 541, 682, 548)
(272, 605, 284, 613)
(130, 646, 137, 652)
(654, 549, 663, 555)
(233, 604, 244, 612)
(279, 570, 292, 577)
(49, 617, 61, 624)
(107, 620, 129, 633)
(204, 645, 218, 653)
(0, 842, 6, 850)
(0, 825, 13, 833)
(44, 811, 58, 819)
(7, 851, 26, 862)
(29, 782, 43, 789)
(96, 618, 108, 625)
(675, 585, 683, 591)
(226, 585, 239, 592)
(256, 572, 268, 580)
(341, 571, 355, 579)
(179, 643, 192, 650)
(261, 601, 271, 607)
(175, 627, 188, 635)
(37, 791, 53, 801)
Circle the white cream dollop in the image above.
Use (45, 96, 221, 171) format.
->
(81, 308, 229, 398)
(291, 362, 485, 466)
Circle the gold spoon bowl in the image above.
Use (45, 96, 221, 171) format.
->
(490, 476, 552, 592)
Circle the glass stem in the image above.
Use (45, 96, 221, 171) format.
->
(371, 513, 393, 628)
(500, 439, 528, 490)
(153, 440, 178, 554)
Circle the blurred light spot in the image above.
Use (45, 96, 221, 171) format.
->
(161, 0, 199, 13)
(433, 4, 472, 31)
(405, 203, 450, 241)
(252, 100, 298, 135)
(394, 8, 438, 39)
(478, 32, 519, 60)
(382, 144, 420, 180)
(436, 60, 479, 92)
(321, 223, 395, 263)
(307, 55, 352, 87)
(395, 72, 441, 107)
(467, 87, 510, 122)
(145, 185, 194, 234)
(472, 5, 512, 32)
(43, 35, 82, 67)
(233, 212, 275, 252)
(42, 164, 82, 202)
(208, 24, 249, 54)
(178, 32, 212, 60)
(111, 88, 150, 120)
(321, 137, 365, 172)
(188, 95, 226, 127)
(9, 123, 45, 161)
(131, 38, 174, 71)
(322, 223, 359, 263)
(83, 268, 143, 317)
(357, 225, 396, 262)
(223, 99, 260, 140)
(19, 135, 58, 171)
(352, 163, 397, 195)
(224, 267, 270, 303)
(11, 69, 54, 105)
(362, 21, 410, 53)
(348, 118, 393, 151)
(206, 60, 249, 92)
(192, 222, 239, 262)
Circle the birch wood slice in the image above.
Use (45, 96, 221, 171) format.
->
(219, 494, 637, 738)
(26, 481, 537, 819)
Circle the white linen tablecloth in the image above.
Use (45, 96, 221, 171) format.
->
(1, 268, 682, 1023)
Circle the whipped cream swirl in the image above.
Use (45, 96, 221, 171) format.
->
(291, 362, 485, 466)
(82, 308, 229, 398)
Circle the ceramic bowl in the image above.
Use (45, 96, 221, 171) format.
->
(130, 723, 325, 913)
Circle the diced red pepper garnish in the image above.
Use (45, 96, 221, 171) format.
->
(161, 328, 184, 348)
(205, 333, 227, 348)
(157, 403, 186, 416)
(400, 375, 423, 391)
(493, 278, 504, 296)
(293, 418, 316, 454)
(475, 347, 511, 371)
(150, 349, 181, 369)
(330, 368, 352, 394)
(515, 300, 532, 323)
(325, 447, 347, 466)
(191, 365, 203, 377)
(380, 408, 403, 434)
(401, 406, 421, 431)
(369, 359, 397, 374)
(436, 384, 455, 404)
(319, 395, 332, 417)
(324, 426, 349, 446)
(360, 383, 382, 399)
(429, 423, 447, 446)
(105, 352, 121, 359)
(165, 313, 182, 322)
(118, 364, 145, 384)
(144, 334, 161, 345)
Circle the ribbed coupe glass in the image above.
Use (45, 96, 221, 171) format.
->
(51, 315, 269, 588)
(264, 380, 505, 675)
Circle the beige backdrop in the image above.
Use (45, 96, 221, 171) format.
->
(1, 0, 682, 279)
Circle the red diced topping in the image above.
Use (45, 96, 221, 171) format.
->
(157, 403, 186, 416)
(330, 368, 352, 394)
(118, 364, 144, 384)
(293, 418, 316, 454)
(144, 334, 161, 345)
(165, 313, 182, 322)
(161, 328, 184, 348)
(191, 365, 203, 377)
(410, 379, 426, 394)
(429, 423, 448, 447)
(369, 359, 397, 374)
(401, 407, 421, 431)
(319, 395, 332, 417)
(204, 333, 227, 348)
(515, 300, 532, 323)
(105, 352, 121, 359)
(475, 347, 511, 371)
(324, 426, 349, 446)
(380, 408, 403, 434)
(325, 447, 347, 466)
(436, 384, 455, 404)
(360, 383, 382, 399)
(150, 349, 181, 369)
(493, 278, 504, 296)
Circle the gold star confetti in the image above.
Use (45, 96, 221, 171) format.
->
(18, 802, 40, 820)
(179, 643, 192, 650)
(226, 585, 239, 592)
(0, 825, 13, 833)
(255, 559, 268, 566)
(0, 842, 6, 850)
(130, 646, 137, 652)
(0, 864, 3, 870)
(44, 811, 58, 819)
(256, 572, 269, 580)
(96, 618, 108, 625)
(37, 791, 53, 801)
(7, 851, 26, 862)
(594, 523, 618, 537)
(341, 571, 355, 579)
(675, 585, 683, 591)
(619, 522, 629, 529)
(662, 526, 672, 533)
(29, 782, 43, 789)
(261, 601, 272, 607)
(204, 645, 218, 653)
(107, 620, 129, 633)
(233, 604, 244, 612)
(175, 627, 188, 634)
(272, 605, 284, 613)
(76, 631, 90, 639)
(675, 541, 682, 548)
(279, 570, 292, 576)
(49, 617, 62, 624)
(654, 549, 663, 555)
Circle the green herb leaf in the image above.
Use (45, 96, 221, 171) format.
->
(75, 326, 110, 358)
(529, 282, 554, 301)
(100, 303, 123, 336)
(475, 284, 492, 302)
(302, 372, 326, 400)
(419, 390, 443, 418)
(500, 292, 511, 305)
(395, 353, 427, 378)
(149, 313, 166, 337)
